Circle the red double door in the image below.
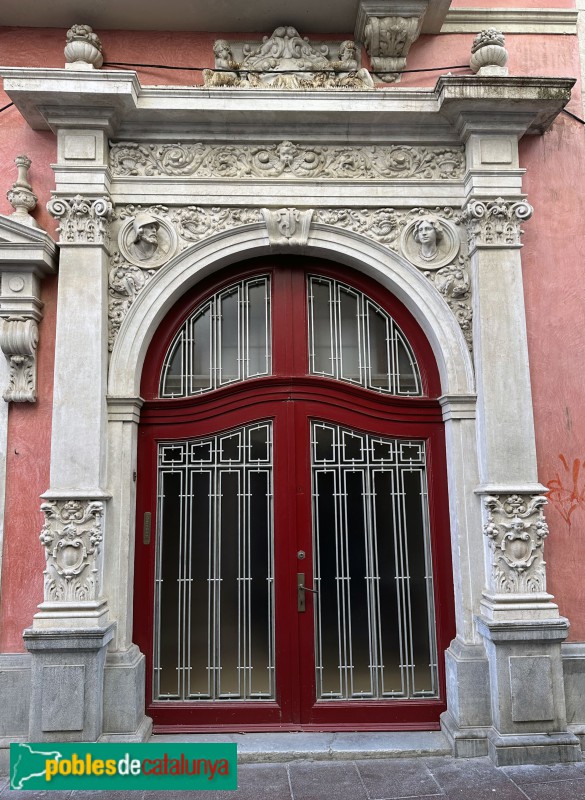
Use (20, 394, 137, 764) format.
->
(134, 258, 454, 732)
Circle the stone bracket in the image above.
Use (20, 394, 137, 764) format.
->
(355, 1, 429, 83)
(0, 170, 58, 404)
(262, 207, 313, 246)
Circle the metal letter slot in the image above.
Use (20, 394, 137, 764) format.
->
(143, 512, 152, 545)
(297, 572, 318, 612)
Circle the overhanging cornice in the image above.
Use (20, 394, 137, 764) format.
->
(0, 67, 575, 141)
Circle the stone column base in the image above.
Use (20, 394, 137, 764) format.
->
(487, 730, 582, 766)
(23, 624, 115, 742)
(101, 644, 152, 741)
(477, 615, 582, 765)
(441, 639, 492, 757)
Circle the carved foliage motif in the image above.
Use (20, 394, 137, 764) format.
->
(39, 500, 104, 603)
(0, 317, 39, 402)
(463, 197, 533, 248)
(483, 494, 549, 594)
(47, 195, 114, 246)
(110, 141, 465, 181)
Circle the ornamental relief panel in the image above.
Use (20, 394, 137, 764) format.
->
(109, 141, 465, 181)
(39, 500, 104, 603)
(483, 494, 549, 595)
(107, 203, 472, 353)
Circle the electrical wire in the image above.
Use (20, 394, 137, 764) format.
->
(0, 102, 14, 114)
(562, 108, 585, 126)
(102, 60, 470, 76)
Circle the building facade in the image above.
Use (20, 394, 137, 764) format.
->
(1, 0, 585, 769)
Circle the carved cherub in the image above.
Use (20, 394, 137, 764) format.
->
(203, 39, 243, 87)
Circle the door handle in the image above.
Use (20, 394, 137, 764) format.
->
(297, 572, 318, 612)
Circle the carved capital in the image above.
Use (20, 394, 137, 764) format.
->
(0, 316, 38, 402)
(462, 197, 533, 249)
(483, 494, 549, 595)
(262, 208, 313, 246)
(47, 194, 113, 247)
(39, 499, 104, 603)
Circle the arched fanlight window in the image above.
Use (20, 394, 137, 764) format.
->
(160, 276, 271, 398)
(308, 276, 422, 395)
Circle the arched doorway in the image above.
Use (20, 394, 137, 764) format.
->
(134, 256, 454, 731)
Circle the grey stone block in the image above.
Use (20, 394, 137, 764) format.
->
(0, 654, 31, 736)
(41, 664, 85, 732)
(487, 731, 582, 767)
(510, 655, 554, 723)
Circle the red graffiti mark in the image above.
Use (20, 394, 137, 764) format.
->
(546, 454, 585, 531)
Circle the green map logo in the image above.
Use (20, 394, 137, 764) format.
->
(10, 742, 237, 790)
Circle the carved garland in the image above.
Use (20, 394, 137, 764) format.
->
(110, 141, 465, 181)
(39, 499, 104, 603)
(107, 203, 473, 353)
(483, 494, 549, 594)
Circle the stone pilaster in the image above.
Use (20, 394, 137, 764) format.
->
(458, 155, 580, 761)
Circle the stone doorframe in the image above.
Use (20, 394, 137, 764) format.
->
(0, 61, 579, 764)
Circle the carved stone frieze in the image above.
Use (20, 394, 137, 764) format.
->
(47, 194, 114, 246)
(39, 500, 104, 603)
(262, 208, 313, 246)
(109, 141, 465, 181)
(483, 494, 549, 595)
(107, 203, 473, 354)
(203, 28, 374, 90)
(0, 317, 38, 402)
(463, 197, 533, 249)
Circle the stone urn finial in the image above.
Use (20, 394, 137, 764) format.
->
(470, 28, 508, 76)
(6, 156, 39, 228)
(64, 24, 104, 70)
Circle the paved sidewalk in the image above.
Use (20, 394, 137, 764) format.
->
(3, 755, 585, 799)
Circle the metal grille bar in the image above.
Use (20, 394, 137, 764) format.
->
(160, 276, 271, 398)
(311, 422, 438, 700)
(308, 276, 422, 396)
(154, 422, 275, 701)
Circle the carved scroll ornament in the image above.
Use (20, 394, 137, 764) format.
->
(110, 141, 465, 181)
(483, 494, 549, 594)
(39, 500, 104, 603)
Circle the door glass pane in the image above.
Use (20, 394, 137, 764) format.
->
(247, 279, 271, 378)
(311, 422, 438, 700)
(190, 304, 212, 393)
(154, 422, 274, 701)
(219, 287, 240, 385)
(309, 278, 334, 376)
(339, 287, 361, 383)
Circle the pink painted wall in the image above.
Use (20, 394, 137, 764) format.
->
(0, 22, 584, 646)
